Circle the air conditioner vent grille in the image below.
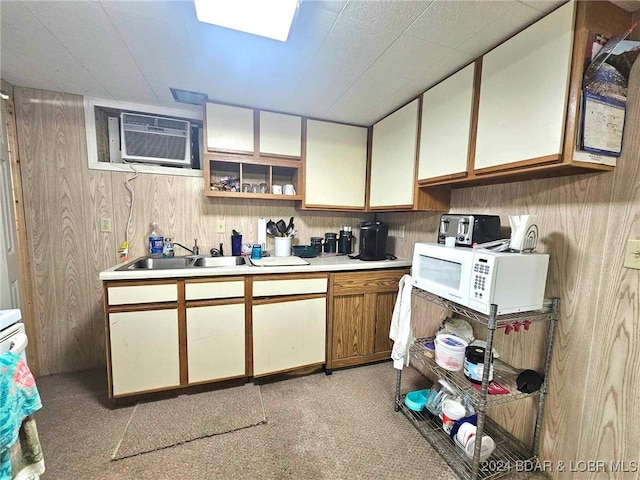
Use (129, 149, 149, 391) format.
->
(121, 112, 191, 166)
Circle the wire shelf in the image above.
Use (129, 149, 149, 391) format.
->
(397, 399, 538, 480)
(409, 337, 539, 407)
(411, 288, 557, 327)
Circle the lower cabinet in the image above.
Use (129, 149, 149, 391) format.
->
(328, 269, 408, 370)
(109, 308, 180, 396)
(252, 297, 326, 376)
(186, 304, 245, 384)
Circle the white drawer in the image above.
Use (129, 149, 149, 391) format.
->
(253, 277, 327, 297)
(107, 283, 177, 306)
(185, 281, 244, 300)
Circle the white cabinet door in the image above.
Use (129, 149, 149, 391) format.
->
(205, 103, 254, 153)
(109, 309, 179, 396)
(305, 120, 368, 209)
(418, 63, 475, 181)
(259, 111, 301, 157)
(253, 297, 326, 376)
(187, 304, 245, 383)
(474, 1, 574, 171)
(369, 99, 419, 208)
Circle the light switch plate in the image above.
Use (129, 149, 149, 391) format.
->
(216, 217, 226, 234)
(623, 239, 640, 270)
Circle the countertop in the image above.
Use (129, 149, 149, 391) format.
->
(99, 254, 412, 281)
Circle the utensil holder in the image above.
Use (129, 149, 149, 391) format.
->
(274, 236, 292, 257)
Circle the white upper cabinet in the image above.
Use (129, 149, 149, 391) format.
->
(304, 119, 368, 209)
(474, 1, 575, 172)
(418, 63, 475, 182)
(259, 111, 302, 157)
(369, 99, 419, 209)
(205, 103, 254, 153)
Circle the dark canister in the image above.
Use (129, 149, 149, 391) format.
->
(463, 346, 494, 384)
(324, 233, 337, 253)
(310, 237, 323, 249)
(338, 226, 353, 254)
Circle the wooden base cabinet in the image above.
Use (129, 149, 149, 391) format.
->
(109, 308, 180, 396)
(328, 269, 408, 370)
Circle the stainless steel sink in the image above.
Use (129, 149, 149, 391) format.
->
(120, 257, 194, 270)
(116, 255, 248, 271)
(192, 256, 246, 267)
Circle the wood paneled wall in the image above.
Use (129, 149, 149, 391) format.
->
(380, 60, 640, 478)
(12, 87, 370, 376)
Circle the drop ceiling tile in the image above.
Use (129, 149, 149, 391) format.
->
(371, 33, 453, 79)
(0, 54, 62, 93)
(405, 0, 513, 49)
(518, 0, 567, 14)
(314, 14, 401, 69)
(22, 0, 113, 39)
(314, 0, 347, 14)
(339, 66, 411, 104)
(99, 0, 187, 23)
(283, 2, 339, 55)
(457, 2, 543, 58)
(288, 59, 363, 117)
(244, 74, 303, 112)
(103, 5, 191, 62)
(249, 47, 314, 78)
(340, 0, 432, 34)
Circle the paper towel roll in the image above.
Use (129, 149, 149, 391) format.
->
(257, 217, 267, 247)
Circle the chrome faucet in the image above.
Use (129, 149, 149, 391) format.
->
(174, 239, 199, 256)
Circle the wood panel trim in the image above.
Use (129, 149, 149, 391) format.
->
(103, 285, 113, 396)
(252, 293, 326, 306)
(326, 273, 335, 370)
(104, 279, 178, 288)
(301, 204, 367, 212)
(202, 152, 302, 168)
(178, 281, 188, 385)
(412, 94, 424, 209)
(106, 302, 178, 313)
(184, 276, 245, 284)
(252, 272, 328, 282)
(467, 58, 482, 174)
(418, 172, 467, 187)
(185, 298, 244, 308)
(245, 276, 253, 377)
(330, 354, 391, 369)
(252, 361, 325, 378)
(1, 81, 40, 376)
(474, 154, 561, 175)
(333, 269, 408, 295)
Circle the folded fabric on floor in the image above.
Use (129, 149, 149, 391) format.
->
(0, 352, 43, 479)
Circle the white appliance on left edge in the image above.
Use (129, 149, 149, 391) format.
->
(412, 243, 549, 315)
(0, 309, 28, 362)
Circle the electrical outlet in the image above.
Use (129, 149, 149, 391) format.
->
(623, 239, 640, 270)
(100, 218, 112, 233)
(397, 225, 405, 238)
(216, 217, 226, 234)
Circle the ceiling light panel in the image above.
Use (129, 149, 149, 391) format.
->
(194, 0, 300, 42)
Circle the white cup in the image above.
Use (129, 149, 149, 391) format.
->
(274, 236, 292, 257)
(445, 236, 456, 247)
(283, 184, 296, 195)
(272, 184, 283, 195)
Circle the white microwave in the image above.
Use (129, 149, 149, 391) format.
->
(411, 243, 549, 315)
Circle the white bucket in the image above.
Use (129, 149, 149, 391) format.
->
(434, 334, 468, 371)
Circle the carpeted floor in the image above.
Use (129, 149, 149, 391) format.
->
(33, 362, 546, 479)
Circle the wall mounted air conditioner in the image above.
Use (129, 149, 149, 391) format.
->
(120, 112, 191, 166)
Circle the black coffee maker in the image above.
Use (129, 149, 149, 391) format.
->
(358, 221, 388, 261)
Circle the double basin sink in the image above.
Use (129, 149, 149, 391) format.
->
(117, 255, 248, 271)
